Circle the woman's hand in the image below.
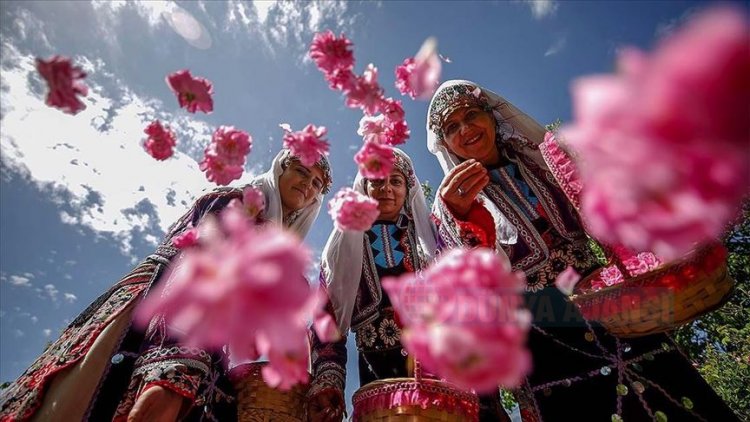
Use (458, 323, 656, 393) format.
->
(308, 388, 345, 422)
(127, 385, 186, 422)
(439, 159, 489, 218)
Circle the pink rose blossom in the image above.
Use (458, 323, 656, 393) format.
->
(328, 187, 380, 231)
(282, 124, 330, 167)
(324, 68, 357, 92)
(313, 312, 341, 343)
(207, 126, 252, 166)
(345, 64, 384, 116)
(383, 248, 531, 393)
(383, 119, 410, 146)
(143, 120, 177, 161)
(380, 97, 406, 123)
(357, 114, 388, 144)
(354, 141, 396, 180)
(35, 56, 88, 115)
(394, 37, 442, 100)
(199, 154, 244, 186)
(554, 266, 581, 296)
(172, 227, 199, 249)
(241, 186, 266, 219)
(623, 252, 662, 276)
(166, 69, 214, 114)
(598, 265, 624, 287)
(562, 6, 750, 260)
(308, 30, 355, 75)
(136, 206, 318, 390)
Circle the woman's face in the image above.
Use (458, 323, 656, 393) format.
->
(278, 160, 325, 214)
(366, 169, 408, 222)
(441, 106, 499, 166)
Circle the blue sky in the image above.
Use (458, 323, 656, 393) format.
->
(1, 0, 743, 406)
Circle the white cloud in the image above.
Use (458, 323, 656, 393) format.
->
(225, 1, 355, 61)
(43, 328, 52, 337)
(14, 329, 25, 337)
(44, 284, 59, 302)
(544, 35, 567, 57)
(30, 316, 38, 323)
(519, 0, 559, 20)
(63, 293, 78, 303)
(7, 274, 32, 287)
(1, 42, 219, 257)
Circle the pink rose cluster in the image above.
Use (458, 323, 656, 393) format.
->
(590, 250, 663, 291)
(562, 7, 750, 260)
(309, 30, 413, 179)
(383, 248, 531, 393)
(394, 37, 442, 100)
(136, 204, 330, 390)
(328, 187, 380, 231)
(281, 124, 330, 167)
(143, 120, 177, 160)
(199, 126, 252, 186)
(35, 56, 89, 115)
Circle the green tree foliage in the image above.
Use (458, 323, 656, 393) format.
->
(421, 180, 435, 204)
(673, 200, 749, 420)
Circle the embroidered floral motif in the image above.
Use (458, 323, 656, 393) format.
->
(356, 323, 377, 349)
(378, 318, 401, 347)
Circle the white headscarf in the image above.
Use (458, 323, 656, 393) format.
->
(426, 79, 551, 247)
(321, 148, 438, 334)
(249, 148, 330, 238)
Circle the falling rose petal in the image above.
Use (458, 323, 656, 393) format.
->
(282, 124, 330, 167)
(354, 141, 396, 180)
(439, 53, 452, 63)
(357, 114, 388, 144)
(279, 123, 292, 133)
(143, 120, 177, 161)
(165, 69, 214, 114)
(35, 55, 88, 115)
(554, 266, 581, 296)
(328, 187, 380, 232)
(208, 126, 252, 167)
(395, 37, 442, 101)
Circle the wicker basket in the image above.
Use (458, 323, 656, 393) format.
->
(571, 243, 735, 337)
(352, 359, 479, 422)
(228, 362, 308, 422)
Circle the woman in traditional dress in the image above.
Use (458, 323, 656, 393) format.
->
(426, 80, 737, 421)
(0, 148, 332, 422)
(307, 148, 453, 422)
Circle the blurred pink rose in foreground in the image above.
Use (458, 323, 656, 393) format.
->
(143, 120, 177, 160)
(35, 55, 88, 115)
(562, 6, 750, 260)
(328, 187, 380, 231)
(166, 69, 214, 114)
(136, 206, 320, 389)
(172, 226, 199, 249)
(383, 248, 531, 393)
(554, 266, 581, 296)
(240, 186, 266, 219)
(282, 124, 330, 167)
(354, 141, 396, 180)
(395, 37, 442, 100)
